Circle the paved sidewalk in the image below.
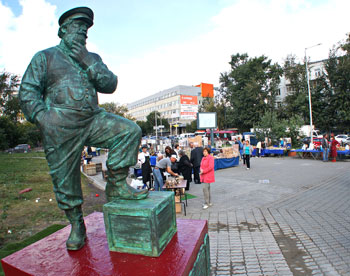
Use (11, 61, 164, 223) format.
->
(87, 154, 350, 275)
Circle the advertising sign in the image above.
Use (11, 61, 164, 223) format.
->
(180, 95, 198, 120)
(197, 112, 217, 129)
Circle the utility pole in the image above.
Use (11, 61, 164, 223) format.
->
(305, 43, 322, 146)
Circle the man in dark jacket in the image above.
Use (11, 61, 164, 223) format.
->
(190, 142, 203, 184)
(321, 133, 329, 162)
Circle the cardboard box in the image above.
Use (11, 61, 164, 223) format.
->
(175, 202, 182, 213)
(83, 163, 97, 176)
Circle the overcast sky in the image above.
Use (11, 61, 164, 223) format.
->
(0, 0, 349, 104)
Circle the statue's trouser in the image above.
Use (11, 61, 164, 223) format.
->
(41, 107, 146, 249)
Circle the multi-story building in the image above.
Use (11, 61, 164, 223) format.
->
(127, 84, 213, 129)
(276, 59, 326, 105)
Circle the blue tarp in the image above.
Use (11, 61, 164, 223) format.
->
(214, 157, 239, 170)
(264, 149, 285, 155)
(150, 156, 157, 166)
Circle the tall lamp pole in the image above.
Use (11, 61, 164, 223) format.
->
(305, 43, 321, 145)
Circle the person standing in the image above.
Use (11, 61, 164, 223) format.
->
(256, 141, 262, 158)
(244, 140, 253, 169)
(321, 134, 329, 162)
(190, 142, 203, 184)
(237, 136, 243, 161)
(200, 147, 215, 209)
(138, 145, 152, 189)
(174, 144, 181, 161)
(330, 135, 340, 162)
(153, 155, 178, 191)
(178, 150, 193, 191)
(242, 140, 246, 165)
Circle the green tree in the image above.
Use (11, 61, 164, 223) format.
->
(185, 120, 197, 133)
(0, 116, 20, 150)
(281, 55, 309, 122)
(136, 120, 148, 136)
(323, 34, 350, 132)
(219, 53, 283, 132)
(136, 111, 169, 136)
(0, 71, 21, 122)
(99, 102, 135, 120)
(199, 97, 226, 129)
(254, 112, 303, 147)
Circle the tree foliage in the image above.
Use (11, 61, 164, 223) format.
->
(0, 71, 21, 122)
(136, 111, 169, 136)
(323, 34, 350, 132)
(199, 97, 226, 129)
(254, 112, 303, 147)
(219, 53, 283, 132)
(281, 55, 309, 122)
(99, 102, 135, 120)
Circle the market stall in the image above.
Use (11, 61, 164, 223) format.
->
(213, 145, 240, 170)
(214, 157, 239, 170)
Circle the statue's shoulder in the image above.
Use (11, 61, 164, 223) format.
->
(41, 45, 60, 55)
(88, 51, 102, 62)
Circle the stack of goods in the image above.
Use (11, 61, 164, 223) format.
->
(188, 135, 202, 147)
(165, 176, 184, 188)
(217, 147, 234, 158)
(338, 146, 346, 151)
(83, 163, 97, 176)
(165, 178, 178, 188)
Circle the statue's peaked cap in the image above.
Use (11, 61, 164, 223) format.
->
(59, 7, 94, 28)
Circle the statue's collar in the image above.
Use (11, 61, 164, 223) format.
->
(57, 40, 72, 55)
(57, 40, 85, 72)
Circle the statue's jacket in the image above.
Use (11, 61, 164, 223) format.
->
(19, 41, 118, 125)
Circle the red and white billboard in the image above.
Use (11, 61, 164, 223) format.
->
(180, 95, 198, 105)
(180, 95, 198, 120)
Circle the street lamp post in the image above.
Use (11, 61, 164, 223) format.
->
(305, 43, 321, 145)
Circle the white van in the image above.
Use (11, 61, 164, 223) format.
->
(180, 133, 195, 139)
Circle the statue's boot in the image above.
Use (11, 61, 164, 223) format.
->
(106, 168, 149, 201)
(65, 206, 86, 250)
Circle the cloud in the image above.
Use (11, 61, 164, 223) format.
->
(0, 0, 59, 74)
(1, 0, 349, 106)
(101, 0, 350, 104)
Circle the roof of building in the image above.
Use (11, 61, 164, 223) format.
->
(127, 85, 201, 109)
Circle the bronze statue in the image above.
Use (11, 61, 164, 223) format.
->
(19, 7, 148, 251)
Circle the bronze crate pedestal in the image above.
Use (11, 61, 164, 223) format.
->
(103, 191, 177, 257)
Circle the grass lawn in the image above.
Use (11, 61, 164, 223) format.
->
(0, 151, 106, 275)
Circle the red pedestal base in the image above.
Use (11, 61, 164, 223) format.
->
(1, 212, 208, 276)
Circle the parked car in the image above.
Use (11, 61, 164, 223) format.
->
(344, 137, 350, 146)
(301, 137, 322, 149)
(335, 134, 348, 144)
(7, 144, 31, 153)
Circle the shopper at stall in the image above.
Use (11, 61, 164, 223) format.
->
(321, 133, 330, 162)
(178, 150, 193, 191)
(256, 141, 262, 158)
(200, 147, 215, 209)
(242, 140, 246, 165)
(138, 145, 152, 189)
(190, 142, 203, 184)
(165, 146, 175, 158)
(237, 137, 243, 161)
(244, 140, 253, 169)
(330, 135, 340, 162)
(174, 144, 181, 161)
(153, 155, 179, 191)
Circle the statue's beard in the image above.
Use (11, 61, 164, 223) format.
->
(63, 33, 87, 49)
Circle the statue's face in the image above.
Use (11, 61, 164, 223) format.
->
(63, 19, 89, 48)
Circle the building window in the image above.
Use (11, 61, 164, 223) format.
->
(286, 85, 295, 94)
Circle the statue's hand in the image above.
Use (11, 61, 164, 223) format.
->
(69, 41, 94, 70)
